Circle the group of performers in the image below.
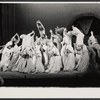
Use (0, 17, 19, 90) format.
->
(0, 20, 100, 74)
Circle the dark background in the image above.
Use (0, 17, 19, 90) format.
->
(1, 3, 100, 46)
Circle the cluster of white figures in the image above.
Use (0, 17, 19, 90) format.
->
(0, 20, 100, 74)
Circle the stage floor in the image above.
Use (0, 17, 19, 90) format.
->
(0, 70, 87, 79)
(0, 70, 100, 87)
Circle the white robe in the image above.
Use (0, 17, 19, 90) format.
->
(72, 26, 84, 45)
(0, 41, 13, 71)
(46, 45, 62, 73)
(61, 31, 73, 57)
(21, 33, 34, 51)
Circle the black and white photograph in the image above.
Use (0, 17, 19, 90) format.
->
(0, 2, 100, 87)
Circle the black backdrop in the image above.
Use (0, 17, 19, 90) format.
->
(1, 3, 100, 46)
(0, 4, 71, 45)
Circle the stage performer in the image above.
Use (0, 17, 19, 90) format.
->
(88, 31, 100, 72)
(61, 28, 75, 71)
(13, 31, 36, 74)
(0, 41, 13, 71)
(72, 26, 89, 72)
(8, 33, 21, 71)
(45, 40, 62, 73)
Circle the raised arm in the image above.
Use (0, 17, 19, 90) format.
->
(11, 33, 20, 44)
(36, 20, 45, 36)
(11, 33, 17, 41)
(16, 33, 20, 44)
(36, 20, 45, 31)
(49, 29, 54, 41)
(28, 30, 35, 37)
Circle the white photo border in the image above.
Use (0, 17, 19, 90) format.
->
(0, 1, 100, 98)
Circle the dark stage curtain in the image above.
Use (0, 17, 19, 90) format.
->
(1, 4, 100, 46)
(1, 4, 15, 45)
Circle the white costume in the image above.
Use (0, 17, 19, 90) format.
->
(13, 32, 36, 73)
(60, 28, 75, 71)
(0, 41, 13, 71)
(88, 32, 100, 71)
(61, 30, 73, 57)
(34, 42, 44, 73)
(8, 44, 21, 71)
(75, 44, 89, 72)
(72, 26, 84, 45)
(20, 32, 35, 51)
(45, 41, 62, 73)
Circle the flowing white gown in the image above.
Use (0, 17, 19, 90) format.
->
(62, 45, 75, 71)
(45, 43, 62, 73)
(0, 41, 13, 71)
(34, 43, 44, 73)
(13, 33, 36, 73)
(8, 44, 20, 71)
(76, 44, 90, 72)
(61, 31, 75, 71)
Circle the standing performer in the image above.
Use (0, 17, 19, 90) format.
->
(74, 43, 89, 72)
(72, 26, 89, 72)
(87, 42, 97, 72)
(36, 20, 48, 67)
(0, 41, 13, 71)
(88, 31, 100, 72)
(61, 28, 75, 71)
(8, 33, 21, 71)
(45, 40, 62, 73)
(61, 28, 73, 56)
(14, 31, 36, 74)
(49, 27, 63, 52)
(34, 41, 44, 73)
